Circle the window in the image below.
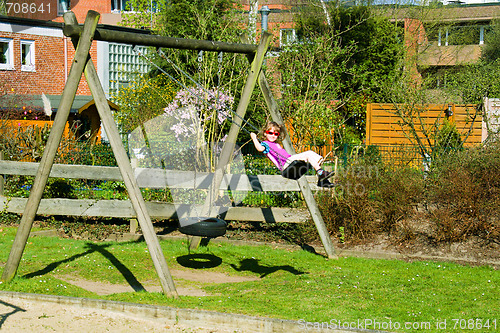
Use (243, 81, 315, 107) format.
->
(58, 0, 70, 15)
(111, 0, 160, 13)
(111, 0, 127, 12)
(280, 29, 296, 47)
(108, 43, 150, 94)
(21, 40, 35, 72)
(0, 38, 14, 70)
(433, 25, 483, 46)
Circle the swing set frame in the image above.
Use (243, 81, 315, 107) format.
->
(1, 10, 337, 298)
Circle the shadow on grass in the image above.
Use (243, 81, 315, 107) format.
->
(230, 258, 307, 278)
(23, 242, 146, 292)
(176, 254, 223, 269)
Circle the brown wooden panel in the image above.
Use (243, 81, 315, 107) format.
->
(366, 103, 483, 148)
(0, 196, 310, 223)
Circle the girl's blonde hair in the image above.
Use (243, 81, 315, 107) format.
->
(260, 121, 285, 141)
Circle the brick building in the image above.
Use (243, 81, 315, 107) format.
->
(0, 0, 149, 140)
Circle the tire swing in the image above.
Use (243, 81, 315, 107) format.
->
(177, 160, 310, 239)
(178, 217, 227, 238)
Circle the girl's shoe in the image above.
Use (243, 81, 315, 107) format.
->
(317, 178, 336, 188)
(317, 170, 333, 180)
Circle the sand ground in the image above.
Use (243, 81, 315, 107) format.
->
(0, 296, 236, 333)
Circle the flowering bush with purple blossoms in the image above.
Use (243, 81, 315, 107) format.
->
(163, 87, 234, 142)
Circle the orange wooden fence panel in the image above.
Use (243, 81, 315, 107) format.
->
(366, 103, 483, 147)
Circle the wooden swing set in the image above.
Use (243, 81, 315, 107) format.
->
(0, 10, 337, 298)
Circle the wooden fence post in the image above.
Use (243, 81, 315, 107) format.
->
(257, 64, 338, 259)
(129, 218, 138, 234)
(1, 11, 101, 283)
(0, 151, 4, 196)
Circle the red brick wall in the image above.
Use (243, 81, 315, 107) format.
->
(0, 29, 97, 96)
(2, 0, 111, 98)
(52, 0, 112, 24)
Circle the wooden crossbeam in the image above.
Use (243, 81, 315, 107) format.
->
(0, 160, 326, 191)
(0, 197, 310, 223)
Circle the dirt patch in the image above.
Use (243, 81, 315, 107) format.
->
(54, 269, 260, 297)
(0, 269, 261, 332)
(220, 220, 500, 268)
(331, 234, 499, 268)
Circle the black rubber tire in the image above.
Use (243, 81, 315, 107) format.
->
(178, 217, 227, 238)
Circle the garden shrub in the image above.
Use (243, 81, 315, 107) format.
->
(433, 119, 463, 157)
(44, 178, 77, 199)
(317, 160, 381, 242)
(316, 152, 424, 243)
(62, 142, 117, 166)
(0, 212, 20, 225)
(374, 166, 424, 232)
(427, 141, 500, 242)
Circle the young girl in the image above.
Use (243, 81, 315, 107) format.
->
(250, 121, 335, 188)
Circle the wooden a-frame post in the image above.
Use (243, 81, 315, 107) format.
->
(1, 11, 178, 297)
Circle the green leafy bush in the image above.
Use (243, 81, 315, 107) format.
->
(63, 142, 117, 166)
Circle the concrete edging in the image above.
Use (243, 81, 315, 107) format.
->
(0, 291, 381, 333)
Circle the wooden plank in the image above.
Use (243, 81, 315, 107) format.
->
(0, 160, 122, 180)
(135, 169, 305, 191)
(366, 103, 372, 145)
(63, 22, 259, 55)
(369, 117, 445, 125)
(0, 196, 310, 223)
(370, 111, 446, 118)
(370, 110, 446, 117)
(0, 161, 319, 191)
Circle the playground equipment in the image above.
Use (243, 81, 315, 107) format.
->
(1, 10, 338, 298)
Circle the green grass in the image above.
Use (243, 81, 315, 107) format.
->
(0, 226, 498, 332)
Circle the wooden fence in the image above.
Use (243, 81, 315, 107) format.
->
(0, 159, 317, 227)
(366, 103, 483, 146)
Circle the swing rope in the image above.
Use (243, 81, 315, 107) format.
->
(133, 47, 312, 179)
